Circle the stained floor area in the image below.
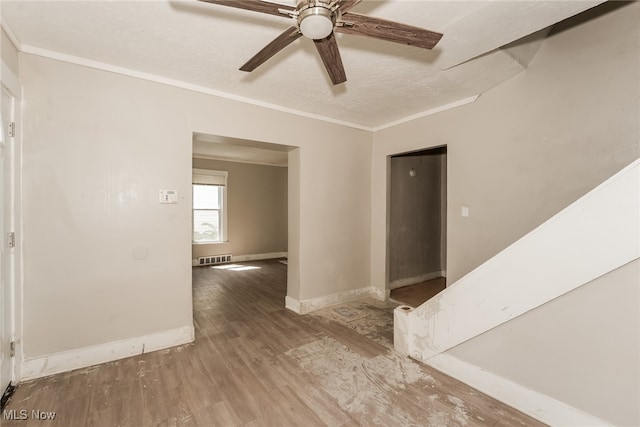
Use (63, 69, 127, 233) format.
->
(3, 260, 545, 426)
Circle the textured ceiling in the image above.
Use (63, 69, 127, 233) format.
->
(1, 0, 604, 129)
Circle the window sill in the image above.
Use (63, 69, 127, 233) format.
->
(192, 241, 229, 245)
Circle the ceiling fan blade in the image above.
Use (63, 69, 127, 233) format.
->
(336, 13, 443, 50)
(338, 0, 362, 13)
(240, 26, 302, 72)
(314, 33, 347, 85)
(198, 0, 294, 18)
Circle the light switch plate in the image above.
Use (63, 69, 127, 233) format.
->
(159, 190, 178, 204)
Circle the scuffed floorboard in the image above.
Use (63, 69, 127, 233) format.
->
(306, 299, 539, 426)
(4, 261, 545, 426)
(311, 299, 397, 350)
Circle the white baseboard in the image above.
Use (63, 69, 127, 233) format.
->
(424, 353, 613, 427)
(287, 286, 380, 314)
(21, 325, 194, 381)
(389, 271, 445, 290)
(285, 296, 301, 314)
(369, 286, 389, 301)
(233, 252, 287, 262)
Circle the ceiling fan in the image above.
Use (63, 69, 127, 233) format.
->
(198, 0, 443, 85)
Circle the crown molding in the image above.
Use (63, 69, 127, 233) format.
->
(19, 44, 373, 131)
(371, 95, 480, 132)
(11, 41, 479, 133)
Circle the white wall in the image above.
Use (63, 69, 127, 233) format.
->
(371, 1, 639, 290)
(19, 52, 371, 368)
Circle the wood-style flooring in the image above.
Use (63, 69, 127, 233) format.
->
(3, 260, 545, 426)
(390, 277, 447, 307)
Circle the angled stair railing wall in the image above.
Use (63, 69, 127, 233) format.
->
(395, 158, 639, 361)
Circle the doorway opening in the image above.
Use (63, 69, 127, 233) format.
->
(387, 146, 447, 307)
(190, 133, 296, 327)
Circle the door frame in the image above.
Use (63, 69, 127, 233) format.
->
(385, 145, 448, 292)
(1, 59, 23, 384)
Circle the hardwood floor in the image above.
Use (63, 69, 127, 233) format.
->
(390, 277, 447, 307)
(3, 260, 545, 426)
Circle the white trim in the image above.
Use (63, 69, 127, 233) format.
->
(0, 61, 22, 385)
(192, 168, 228, 177)
(18, 46, 371, 131)
(393, 305, 413, 355)
(192, 154, 288, 168)
(296, 286, 381, 314)
(17, 45, 479, 132)
(371, 95, 480, 132)
(389, 271, 445, 290)
(407, 159, 640, 360)
(369, 286, 389, 301)
(192, 168, 228, 185)
(232, 252, 287, 262)
(425, 353, 613, 427)
(285, 296, 301, 314)
(192, 241, 229, 246)
(20, 325, 194, 381)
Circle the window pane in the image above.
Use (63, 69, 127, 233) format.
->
(193, 210, 220, 242)
(193, 184, 220, 209)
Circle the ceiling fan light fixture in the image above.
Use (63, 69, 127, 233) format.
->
(199, 0, 444, 86)
(298, 6, 335, 40)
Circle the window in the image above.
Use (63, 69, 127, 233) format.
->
(193, 184, 222, 243)
(193, 169, 227, 243)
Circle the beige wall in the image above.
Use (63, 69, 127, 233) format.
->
(297, 129, 372, 300)
(287, 149, 301, 301)
(19, 53, 371, 358)
(371, 2, 639, 289)
(191, 158, 287, 259)
(449, 258, 640, 426)
(379, 3, 640, 425)
(1, 29, 19, 77)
